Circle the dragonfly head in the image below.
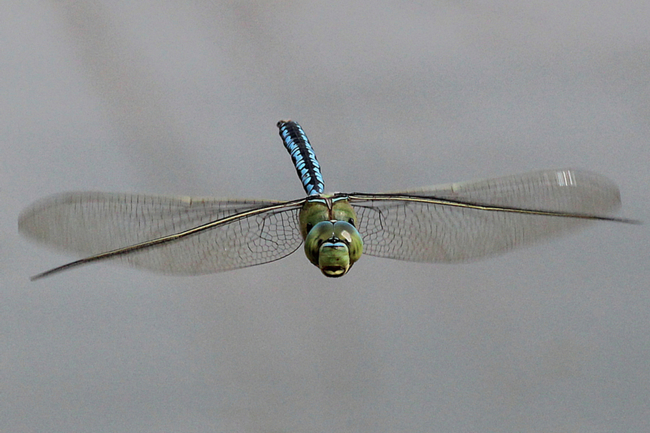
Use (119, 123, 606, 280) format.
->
(304, 220, 363, 277)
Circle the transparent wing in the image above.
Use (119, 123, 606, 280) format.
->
(19, 192, 305, 275)
(349, 169, 625, 263)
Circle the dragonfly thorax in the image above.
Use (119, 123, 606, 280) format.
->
(299, 197, 363, 277)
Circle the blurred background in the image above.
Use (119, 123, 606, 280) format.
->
(2, 1, 649, 432)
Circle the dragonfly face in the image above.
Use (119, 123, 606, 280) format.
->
(300, 197, 363, 277)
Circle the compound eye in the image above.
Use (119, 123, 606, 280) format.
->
(303, 221, 336, 267)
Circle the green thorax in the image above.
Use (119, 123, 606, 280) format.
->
(299, 196, 363, 277)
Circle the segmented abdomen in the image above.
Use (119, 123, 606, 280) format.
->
(277, 120, 325, 196)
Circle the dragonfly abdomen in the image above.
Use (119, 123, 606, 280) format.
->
(277, 120, 325, 196)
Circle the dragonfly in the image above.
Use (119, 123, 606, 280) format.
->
(19, 120, 637, 280)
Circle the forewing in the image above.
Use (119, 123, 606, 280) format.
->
(19, 192, 304, 274)
(350, 169, 623, 262)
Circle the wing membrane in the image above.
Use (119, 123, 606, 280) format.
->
(349, 169, 625, 262)
(19, 192, 305, 275)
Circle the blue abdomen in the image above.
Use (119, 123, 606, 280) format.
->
(277, 120, 325, 196)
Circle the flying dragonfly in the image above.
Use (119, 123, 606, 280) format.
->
(19, 120, 637, 280)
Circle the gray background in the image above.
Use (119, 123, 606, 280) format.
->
(2, 1, 649, 432)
